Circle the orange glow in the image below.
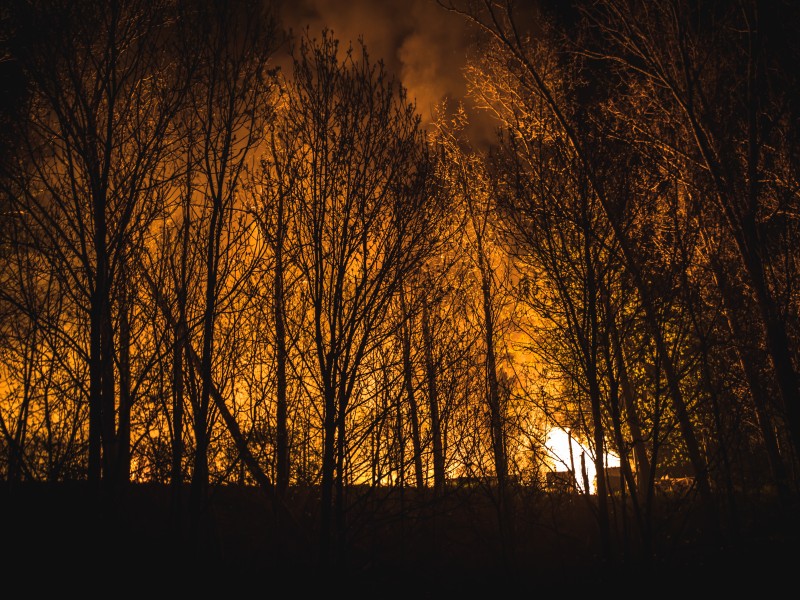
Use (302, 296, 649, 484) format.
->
(544, 427, 620, 495)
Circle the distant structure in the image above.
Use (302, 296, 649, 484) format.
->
(545, 466, 626, 495)
(545, 470, 577, 493)
(543, 427, 623, 494)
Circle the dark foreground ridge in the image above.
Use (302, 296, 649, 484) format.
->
(2, 481, 796, 596)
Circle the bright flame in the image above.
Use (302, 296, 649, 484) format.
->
(544, 427, 620, 494)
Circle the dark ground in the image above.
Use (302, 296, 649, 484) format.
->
(2, 481, 796, 596)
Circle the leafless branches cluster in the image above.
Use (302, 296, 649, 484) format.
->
(1, 0, 798, 572)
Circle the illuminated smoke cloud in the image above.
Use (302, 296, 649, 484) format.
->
(276, 0, 493, 141)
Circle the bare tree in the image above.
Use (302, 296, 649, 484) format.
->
(431, 107, 520, 561)
(272, 29, 445, 566)
(440, 0, 718, 519)
(582, 0, 800, 481)
(173, 0, 278, 518)
(4, 0, 187, 492)
(247, 108, 309, 498)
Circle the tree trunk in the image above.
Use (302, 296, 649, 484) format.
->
(400, 286, 425, 488)
(710, 256, 791, 505)
(171, 311, 186, 508)
(740, 13, 800, 464)
(422, 301, 446, 494)
(101, 310, 117, 487)
(117, 273, 132, 488)
(88, 249, 104, 486)
(477, 249, 507, 490)
(608, 312, 651, 500)
(600, 287, 651, 557)
(9, 322, 36, 484)
(274, 192, 289, 497)
(742, 242, 800, 469)
(320, 379, 337, 568)
(476, 240, 511, 560)
(583, 203, 611, 560)
(172, 163, 192, 508)
(335, 386, 348, 564)
(191, 199, 222, 516)
(395, 379, 406, 488)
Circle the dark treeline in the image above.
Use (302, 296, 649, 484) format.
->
(1, 0, 798, 585)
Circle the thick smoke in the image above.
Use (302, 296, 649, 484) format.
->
(275, 0, 495, 142)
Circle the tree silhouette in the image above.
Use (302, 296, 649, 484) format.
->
(269, 29, 446, 566)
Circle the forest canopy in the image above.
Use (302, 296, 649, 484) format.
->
(1, 0, 798, 581)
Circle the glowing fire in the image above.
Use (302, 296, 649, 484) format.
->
(544, 427, 620, 495)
